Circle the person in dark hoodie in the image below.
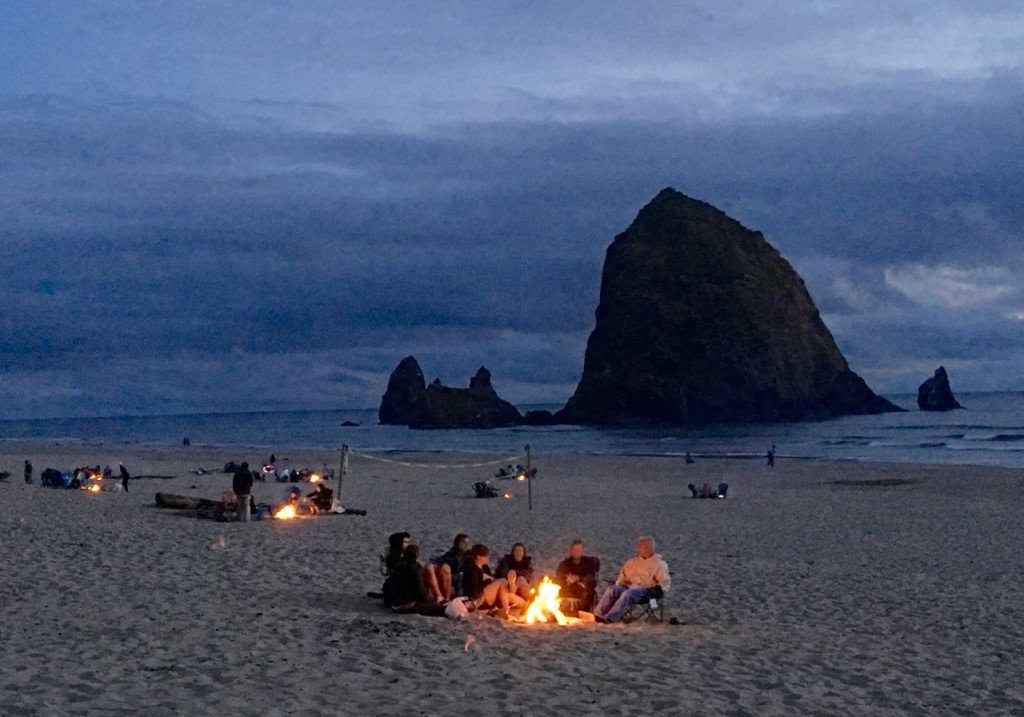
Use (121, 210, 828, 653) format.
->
(232, 462, 253, 521)
(383, 545, 446, 616)
(495, 542, 535, 600)
(382, 532, 411, 576)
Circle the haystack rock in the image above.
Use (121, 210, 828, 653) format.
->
(379, 356, 523, 429)
(555, 188, 902, 425)
(917, 366, 963, 411)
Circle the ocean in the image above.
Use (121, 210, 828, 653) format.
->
(1, 392, 1023, 469)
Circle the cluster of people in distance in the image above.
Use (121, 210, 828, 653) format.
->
(32, 461, 131, 491)
(228, 460, 336, 521)
(379, 533, 670, 623)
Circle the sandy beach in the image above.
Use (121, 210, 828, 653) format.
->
(2, 442, 1023, 716)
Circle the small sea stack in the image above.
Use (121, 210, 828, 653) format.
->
(917, 366, 964, 411)
(379, 356, 523, 429)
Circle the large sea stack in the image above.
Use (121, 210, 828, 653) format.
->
(556, 188, 902, 425)
(379, 356, 523, 429)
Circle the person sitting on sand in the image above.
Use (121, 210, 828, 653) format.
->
(381, 532, 411, 576)
(688, 482, 728, 499)
(307, 483, 334, 513)
(463, 544, 527, 618)
(593, 536, 670, 624)
(555, 539, 601, 613)
(495, 542, 535, 600)
(424, 533, 470, 603)
(383, 545, 447, 616)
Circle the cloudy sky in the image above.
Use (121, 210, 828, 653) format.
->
(2, 1, 1022, 419)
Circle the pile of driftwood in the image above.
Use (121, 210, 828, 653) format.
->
(155, 492, 227, 520)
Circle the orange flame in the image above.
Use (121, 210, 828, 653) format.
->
(274, 504, 298, 520)
(523, 576, 574, 625)
(309, 474, 321, 483)
(503, 492, 511, 499)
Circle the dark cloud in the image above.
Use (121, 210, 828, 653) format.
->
(1, 3, 1023, 416)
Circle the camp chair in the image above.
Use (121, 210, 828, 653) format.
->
(623, 592, 665, 623)
(559, 559, 600, 615)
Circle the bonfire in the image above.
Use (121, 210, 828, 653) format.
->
(521, 576, 579, 625)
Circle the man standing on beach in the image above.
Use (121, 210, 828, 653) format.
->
(24, 459, 33, 484)
(593, 536, 670, 624)
(119, 463, 131, 492)
(232, 462, 253, 522)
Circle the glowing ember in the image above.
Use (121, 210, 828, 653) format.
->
(516, 474, 526, 481)
(274, 504, 298, 520)
(87, 484, 101, 493)
(523, 576, 574, 625)
(309, 473, 321, 483)
(503, 492, 512, 499)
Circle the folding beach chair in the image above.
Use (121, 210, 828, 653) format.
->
(623, 593, 665, 623)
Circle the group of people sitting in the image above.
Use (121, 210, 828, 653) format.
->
(379, 533, 670, 623)
(36, 462, 132, 491)
(688, 482, 728, 499)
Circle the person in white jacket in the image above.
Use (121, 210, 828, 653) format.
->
(593, 536, 670, 623)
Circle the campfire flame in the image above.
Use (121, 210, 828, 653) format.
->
(503, 492, 512, 499)
(523, 576, 574, 625)
(80, 473, 103, 492)
(308, 473, 321, 483)
(274, 504, 298, 520)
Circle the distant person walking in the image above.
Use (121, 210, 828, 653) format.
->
(24, 460, 33, 484)
(766, 444, 776, 468)
(119, 463, 131, 491)
(232, 462, 253, 522)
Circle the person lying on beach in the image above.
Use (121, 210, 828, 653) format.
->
(495, 542, 535, 600)
(463, 544, 527, 618)
(382, 545, 447, 617)
(425, 533, 470, 603)
(555, 539, 601, 613)
(593, 536, 671, 624)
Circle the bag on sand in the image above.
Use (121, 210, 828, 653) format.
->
(445, 598, 470, 620)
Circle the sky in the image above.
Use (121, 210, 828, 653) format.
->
(2, 1, 1023, 419)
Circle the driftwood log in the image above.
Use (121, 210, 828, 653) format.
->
(155, 492, 221, 510)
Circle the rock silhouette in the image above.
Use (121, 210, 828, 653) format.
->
(556, 188, 902, 425)
(379, 356, 523, 429)
(917, 366, 963, 411)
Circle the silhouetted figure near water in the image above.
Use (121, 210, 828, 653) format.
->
(24, 460, 33, 484)
(119, 463, 131, 491)
(766, 445, 775, 468)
